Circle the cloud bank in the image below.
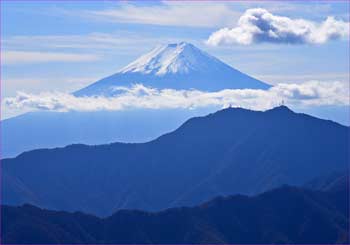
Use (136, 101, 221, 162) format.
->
(207, 8, 349, 46)
(4, 81, 348, 113)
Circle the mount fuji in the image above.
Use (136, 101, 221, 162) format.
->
(74, 42, 270, 96)
(2, 42, 272, 158)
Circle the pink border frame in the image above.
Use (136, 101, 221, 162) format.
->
(0, 0, 349, 244)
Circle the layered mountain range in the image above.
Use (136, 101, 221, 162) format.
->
(3, 106, 348, 217)
(2, 42, 349, 244)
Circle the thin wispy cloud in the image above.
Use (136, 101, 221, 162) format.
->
(4, 81, 348, 113)
(2, 51, 100, 65)
(2, 33, 196, 53)
(207, 8, 349, 46)
(81, 2, 239, 28)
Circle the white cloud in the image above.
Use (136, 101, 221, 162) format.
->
(2, 51, 100, 65)
(207, 8, 349, 46)
(83, 2, 239, 28)
(3, 81, 348, 113)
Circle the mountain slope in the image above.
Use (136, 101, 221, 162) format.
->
(74, 42, 270, 96)
(2, 181, 349, 244)
(2, 106, 349, 216)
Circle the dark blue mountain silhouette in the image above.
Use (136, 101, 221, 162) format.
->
(2, 178, 348, 244)
(2, 106, 349, 216)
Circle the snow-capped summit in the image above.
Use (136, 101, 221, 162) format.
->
(118, 42, 225, 76)
(74, 42, 270, 97)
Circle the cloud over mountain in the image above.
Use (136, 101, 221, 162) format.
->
(4, 81, 348, 113)
(207, 8, 349, 46)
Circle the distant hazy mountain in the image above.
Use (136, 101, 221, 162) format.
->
(1, 108, 215, 158)
(74, 42, 270, 96)
(2, 179, 348, 244)
(3, 106, 348, 216)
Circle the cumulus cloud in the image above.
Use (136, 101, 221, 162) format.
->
(207, 8, 349, 46)
(2, 51, 100, 65)
(3, 81, 348, 113)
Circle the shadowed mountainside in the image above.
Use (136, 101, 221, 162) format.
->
(2, 179, 348, 244)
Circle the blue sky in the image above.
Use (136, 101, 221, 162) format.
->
(1, 1, 349, 120)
